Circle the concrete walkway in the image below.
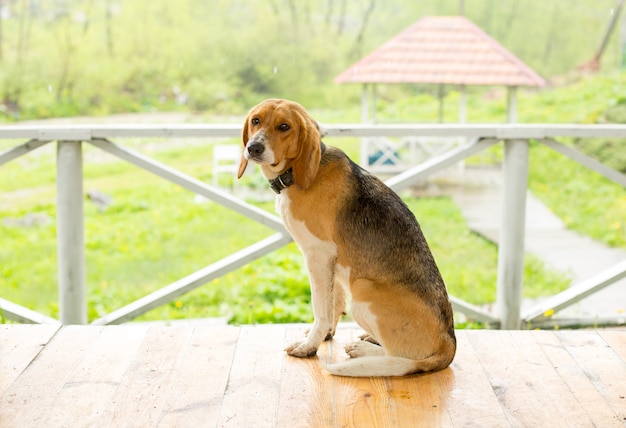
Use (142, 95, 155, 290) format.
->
(447, 167, 626, 322)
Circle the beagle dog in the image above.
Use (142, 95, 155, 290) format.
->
(238, 99, 456, 377)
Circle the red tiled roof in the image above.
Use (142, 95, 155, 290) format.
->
(335, 16, 546, 87)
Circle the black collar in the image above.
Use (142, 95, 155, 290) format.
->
(269, 168, 294, 194)
(268, 142, 326, 194)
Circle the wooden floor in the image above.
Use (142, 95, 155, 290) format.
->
(1, 324, 625, 428)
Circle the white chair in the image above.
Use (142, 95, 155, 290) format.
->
(212, 144, 241, 192)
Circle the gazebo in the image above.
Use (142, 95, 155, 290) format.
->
(335, 16, 546, 124)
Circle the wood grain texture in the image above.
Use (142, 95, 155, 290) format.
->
(0, 325, 105, 427)
(1, 325, 625, 428)
(535, 330, 623, 427)
(157, 325, 239, 427)
(216, 325, 286, 428)
(443, 330, 509, 427)
(0, 325, 59, 396)
(276, 326, 335, 428)
(104, 324, 192, 427)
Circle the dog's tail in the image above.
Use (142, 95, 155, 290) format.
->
(325, 354, 452, 377)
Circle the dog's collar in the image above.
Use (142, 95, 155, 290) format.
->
(268, 142, 326, 194)
(269, 168, 294, 194)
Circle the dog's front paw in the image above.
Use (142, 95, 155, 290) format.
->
(285, 341, 318, 358)
(324, 329, 336, 341)
(305, 328, 335, 341)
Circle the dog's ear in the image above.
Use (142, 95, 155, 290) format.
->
(237, 114, 250, 179)
(291, 111, 321, 190)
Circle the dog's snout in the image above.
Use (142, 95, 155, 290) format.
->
(247, 143, 265, 157)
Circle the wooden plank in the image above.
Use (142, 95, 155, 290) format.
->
(598, 330, 626, 362)
(445, 331, 510, 427)
(103, 325, 193, 427)
(3, 123, 626, 141)
(558, 331, 626, 424)
(329, 328, 395, 427)
(0, 297, 60, 324)
(382, 325, 459, 428)
(383, 367, 453, 428)
(467, 330, 593, 427)
(33, 324, 150, 427)
(0, 325, 104, 426)
(0, 325, 60, 396)
(535, 330, 623, 427)
(276, 326, 335, 428)
(520, 331, 607, 427)
(216, 325, 286, 427)
(0, 139, 50, 166)
(157, 325, 240, 427)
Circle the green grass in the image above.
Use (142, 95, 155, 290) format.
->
(528, 142, 626, 249)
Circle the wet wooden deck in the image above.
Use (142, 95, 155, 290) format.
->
(1, 324, 625, 427)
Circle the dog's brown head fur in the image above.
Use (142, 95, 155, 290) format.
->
(238, 99, 322, 190)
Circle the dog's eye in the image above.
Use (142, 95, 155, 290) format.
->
(251, 118, 260, 126)
(279, 123, 290, 131)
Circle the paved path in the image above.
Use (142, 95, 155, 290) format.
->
(448, 167, 626, 322)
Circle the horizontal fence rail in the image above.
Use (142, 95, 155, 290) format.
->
(1, 124, 625, 328)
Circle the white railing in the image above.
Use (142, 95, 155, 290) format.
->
(1, 124, 625, 329)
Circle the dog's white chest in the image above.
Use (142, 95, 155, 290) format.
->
(276, 192, 338, 260)
(276, 193, 320, 247)
(275, 193, 291, 229)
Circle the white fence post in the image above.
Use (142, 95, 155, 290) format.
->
(56, 141, 87, 324)
(495, 139, 529, 329)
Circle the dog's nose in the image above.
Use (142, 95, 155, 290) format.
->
(247, 143, 265, 157)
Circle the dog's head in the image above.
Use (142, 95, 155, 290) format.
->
(238, 98, 322, 191)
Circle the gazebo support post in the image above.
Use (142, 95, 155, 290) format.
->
(507, 86, 518, 123)
(438, 84, 445, 123)
(459, 85, 467, 123)
(360, 83, 380, 166)
(361, 83, 369, 123)
(360, 84, 370, 166)
(370, 84, 377, 124)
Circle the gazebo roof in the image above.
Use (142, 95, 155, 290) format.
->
(335, 16, 546, 87)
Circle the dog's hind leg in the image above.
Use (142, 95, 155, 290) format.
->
(326, 276, 347, 340)
(345, 340, 384, 358)
(358, 333, 380, 345)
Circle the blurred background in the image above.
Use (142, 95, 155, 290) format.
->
(0, 0, 624, 120)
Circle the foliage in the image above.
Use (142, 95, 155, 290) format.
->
(0, 0, 622, 120)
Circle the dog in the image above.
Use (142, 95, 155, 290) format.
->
(237, 99, 456, 377)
